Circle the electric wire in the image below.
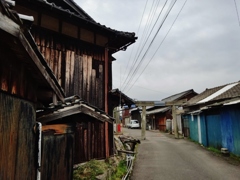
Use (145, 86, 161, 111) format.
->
(122, 0, 149, 84)
(122, 0, 159, 89)
(122, 0, 165, 91)
(122, 0, 168, 91)
(126, 0, 188, 93)
(123, 0, 177, 92)
(122, 0, 172, 92)
(234, 0, 240, 26)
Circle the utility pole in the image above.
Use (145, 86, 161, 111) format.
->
(172, 105, 179, 139)
(141, 106, 146, 140)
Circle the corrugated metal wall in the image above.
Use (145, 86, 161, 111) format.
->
(182, 116, 190, 137)
(0, 93, 36, 179)
(186, 105, 240, 156)
(205, 112, 222, 149)
(188, 114, 199, 142)
(221, 105, 240, 156)
(199, 114, 208, 147)
(32, 30, 105, 110)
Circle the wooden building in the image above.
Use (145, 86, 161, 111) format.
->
(146, 89, 197, 132)
(147, 107, 172, 131)
(14, 0, 137, 115)
(0, 1, 65, 179)
(0, 0, 136, 179)
(37, 98, 114, 179)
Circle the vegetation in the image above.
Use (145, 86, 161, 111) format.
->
(73, 159, 107, 180)
(109, 160, 127, 180)
(73, 158, 128, 180)
(207, 147, 221, 154)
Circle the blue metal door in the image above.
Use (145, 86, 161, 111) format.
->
(206, 113, 222, 149)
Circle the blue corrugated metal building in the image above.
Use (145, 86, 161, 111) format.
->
(183, 82, 240, 156)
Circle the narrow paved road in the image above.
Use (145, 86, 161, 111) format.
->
(122, 128, 240, 180)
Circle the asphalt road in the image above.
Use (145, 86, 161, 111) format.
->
(122, 128, 240, 180)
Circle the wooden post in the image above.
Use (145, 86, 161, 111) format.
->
(172, 105, 179, 138)
(105, 121, 109, 158)
(141, 106, 146, 140)
(116, 106, 120, 133)
(104, 48, 108, 113)
(135, 100, 186, 140)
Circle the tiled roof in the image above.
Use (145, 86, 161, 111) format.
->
(186, 81, 240, 106)
(37, 96, 114, 123)
(161, 89, 197, 102)
(146, 107, 170, 115)
(36, 0, 136, 39)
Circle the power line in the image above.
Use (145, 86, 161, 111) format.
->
(126, 0, 188, 93)
(114, 80, 171, 94)
(122, 0, 149, 84)
(122, 0, 161, 90)
(234, 0, 240, 26)
(124, 0, 178, 92)
(122, 0, 169, 91)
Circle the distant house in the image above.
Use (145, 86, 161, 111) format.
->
(147, 89, 198, 132)
(130, 107, 142, 126)
(147, 106, 172, 130)
(183, 82, 240, 156)
(110, 89, 136, 127)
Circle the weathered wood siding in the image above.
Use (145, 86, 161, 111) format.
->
(32, 29, 105, 109)
(0, 93, 36, 179)
(41, 124, 74, 180)
(108, 121, 114, 156)
(74, 116, 106, 164)
(0, 48, 37, 102)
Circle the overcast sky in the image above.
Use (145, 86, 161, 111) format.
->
(76, 0, 240, 101)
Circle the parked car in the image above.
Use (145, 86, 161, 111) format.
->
(127, 120, 140, 129)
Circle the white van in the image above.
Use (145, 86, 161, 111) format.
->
(127, 120, 140, 129)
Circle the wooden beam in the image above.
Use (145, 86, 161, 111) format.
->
(42, 124, 74, 134)
(104, 48, 109, 113)
(105, 121, 109, 158)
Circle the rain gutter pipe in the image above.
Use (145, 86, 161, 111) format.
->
(36, 122, 42, 180)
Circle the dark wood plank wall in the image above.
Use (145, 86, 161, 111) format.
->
(74, 117, 106, 164)
(41, 130, 74, 180)
(0, 93, 36, 180)
(0, 44, 37, 102)
(108, 121, 114, 156)
(32, 30, 105, 109)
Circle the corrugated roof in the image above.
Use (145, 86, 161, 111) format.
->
(146, 107, 170, 115)
(37, 97, 114, 123)
(197, 82, 239, 104)
(161, 89, 196, 102)
(224, 99, 240, 106)
(186, 81, 240, 106)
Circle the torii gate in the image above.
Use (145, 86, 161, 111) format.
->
(134, 99, 186, 140)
